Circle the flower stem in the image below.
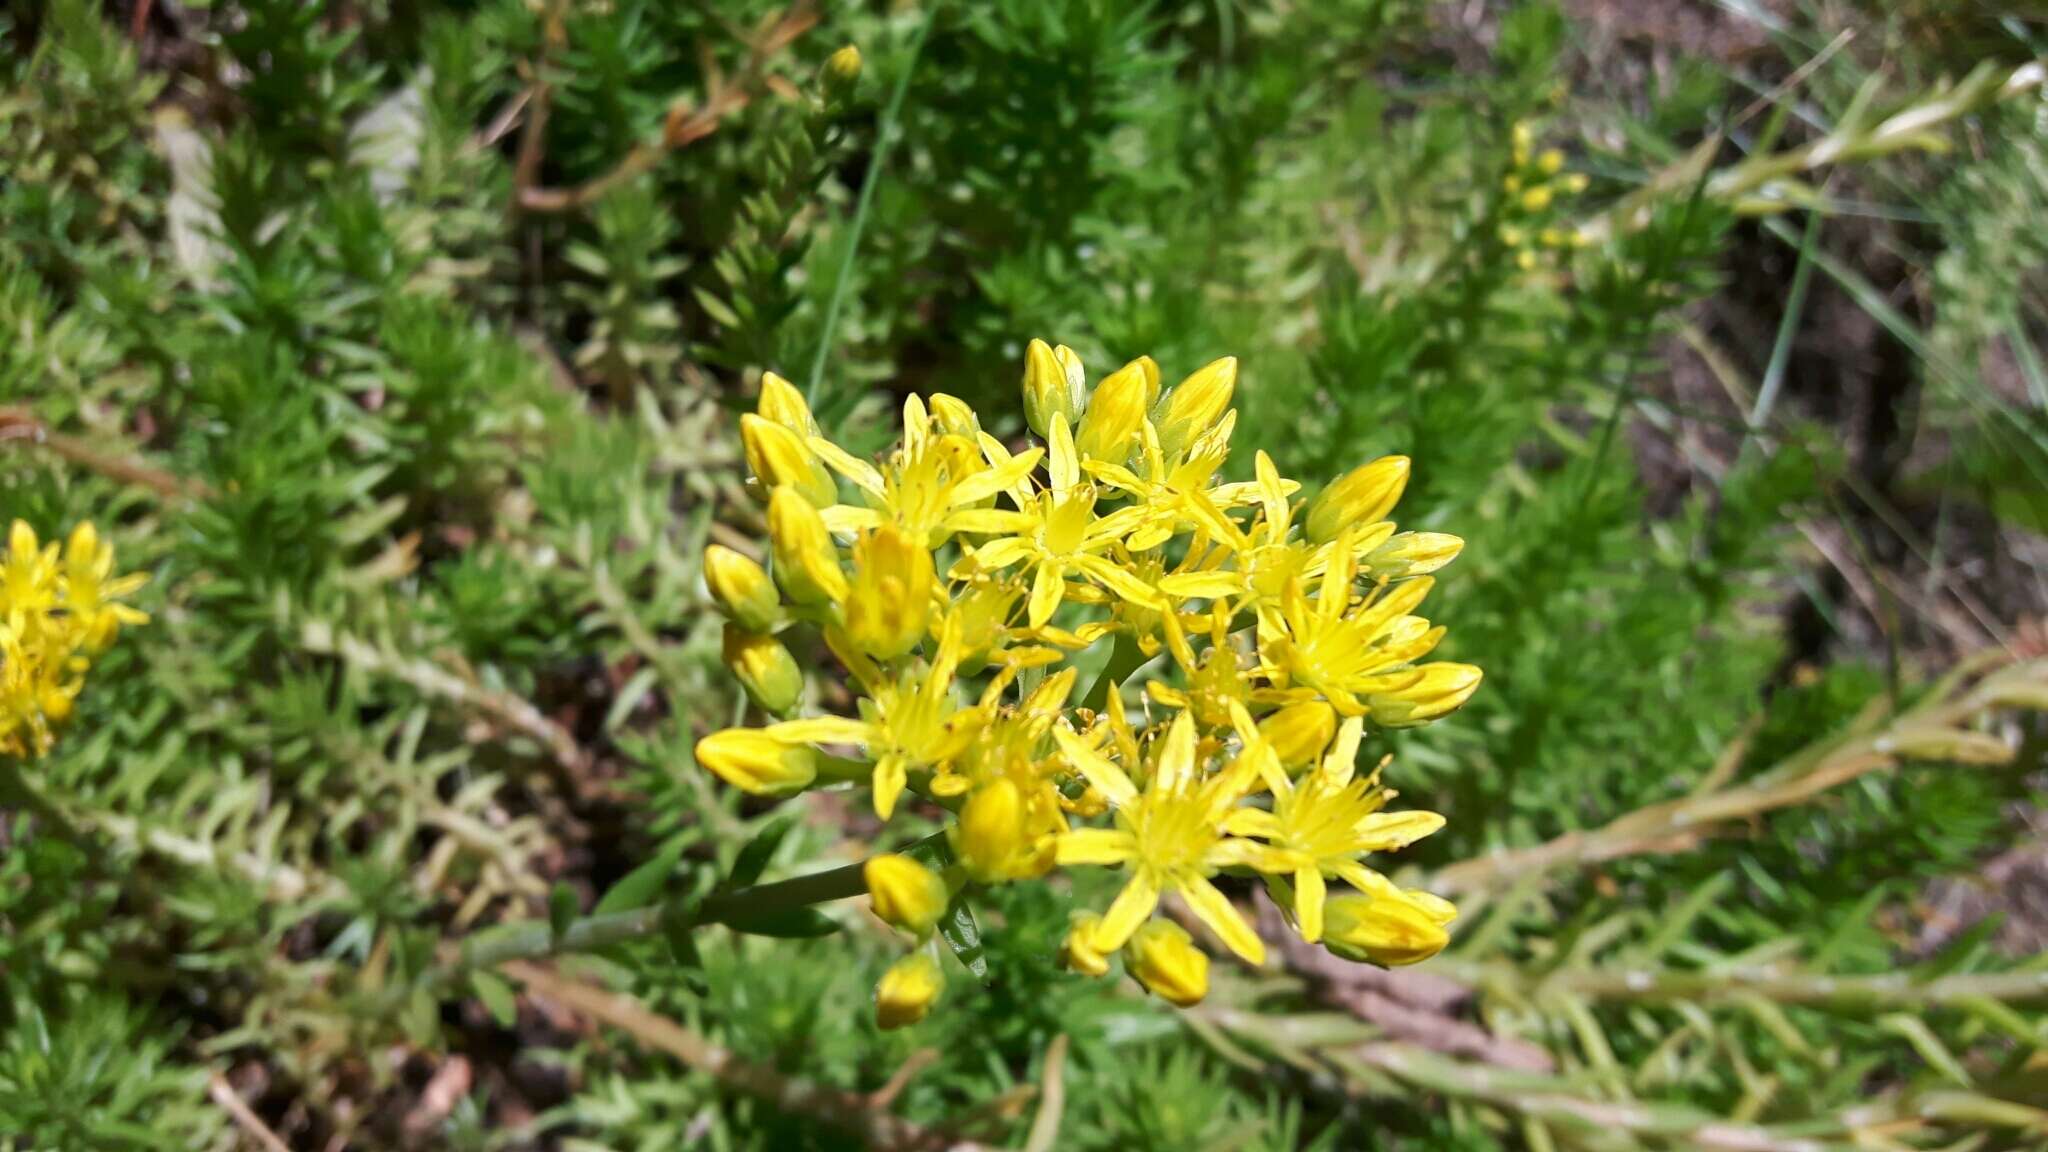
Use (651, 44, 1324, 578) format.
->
(453, 831, 945, 973)
(1080, 631, 1147, 711)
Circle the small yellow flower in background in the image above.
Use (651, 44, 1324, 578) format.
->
(865, 853, 950, 936)
(0, 520, 146, 759)
(696, 341, 1481, 1010)
(824, 44, 863, 86)
(875, 952, 944, 1029)
(1499, 120, 1591, 272)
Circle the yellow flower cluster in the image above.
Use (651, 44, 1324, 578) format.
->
(1, 521, 147, 759)
(1499, 121, 1591, 270)
(697, 347, 1479, 1018)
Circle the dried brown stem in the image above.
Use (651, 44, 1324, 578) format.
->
(0, 407, 207, 501)
(516, 6, 817, 214)
(1431, 654, 2045, 896)
(207, 1072, 293, 1152)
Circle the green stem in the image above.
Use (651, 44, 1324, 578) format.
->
(804, 4, 937, 410)
(454, 831, 946, 973)
(0, 758, 86, 844)
(1080, 631, 1147, 711)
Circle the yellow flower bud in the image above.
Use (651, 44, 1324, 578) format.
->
(1364, 531, 1465, 578)
(1151, 356, 1236, 460)
(1517, 248, 1540, 271)
(1259, 701, 1338, 770)
(722, 624, 803, 714)
(824, 43, 863, 86)
(757, 371, 818, 437)
(1306, 455, 1410, 544)
(695, 727, 818, 796)
(1368, 663, 1482, 728)
(865, 853, 950, 936)
(767, 487, 847, 607)
(1536, 148, 1564, 175)
(1511, 121, 1534, 164)
(1519, 185, 1554, 213)
(1060, 913, 1111, 977)
(927, 392, 980, 437)
(1074, 357, 1150, 466)
(704, 544, 781, 631)
(952, 778, 1028, 884)
(1022, 338, 1086, 439)
(1122, 919, 1210, 1007)
(741, 414, 837, 508)
(843, 525, 933, 659)
(1498, 223, 1526, 248)
(1560, 172, 1589, 194)
(875, 953, 943, 1030)
(1323, 887, 1455, 967)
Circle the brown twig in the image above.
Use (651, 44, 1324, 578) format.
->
(516, 6, 817, 214)
(499, 960, 990, 1151)
(1021, 1035, 1070, 1152)
(207, 1072, 293, 1152)
(0, 408, 207, 501)
(1255, 896, 1556, 1072)
(867, 1048, 940, 1111)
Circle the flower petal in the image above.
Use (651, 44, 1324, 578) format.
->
(1052, 726, 1138, 806)
(1057, 828, 1137, 866)
(1182, 876, 1265, 965)
(1089, 872, 1160, 952)
(1294, 867, 1327, 943)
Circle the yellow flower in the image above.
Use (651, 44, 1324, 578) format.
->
(767, 487, 847, 607)
(60, 523, 147, 655)
(769, 618, 980, 818)
(809, 395, 1042, 547)
(824, 44, 863, 86)
(694, 728, 818, 796)
(1223, 716, 1447, 942)
(1052, 710, 1271, 963)
(722, 624, 804, 714)
(875, 953, 943, 1029)
(1322, 881, 1457, 967)
(865, 853, 950, 936)
(843, 525, 933, 660)
(1, 521, 144, 759)
(702, 344, 1482, 1020)
(1261, 533, 1452, 717)
(965, 416, 1159, 628)
(1123, 919, 1210, 1006)
(704, 544, 782, 632)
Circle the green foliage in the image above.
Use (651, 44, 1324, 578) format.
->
(0, 2, 2042, 1150)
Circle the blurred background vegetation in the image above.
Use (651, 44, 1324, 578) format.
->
(3, 0, 2047, 1149)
